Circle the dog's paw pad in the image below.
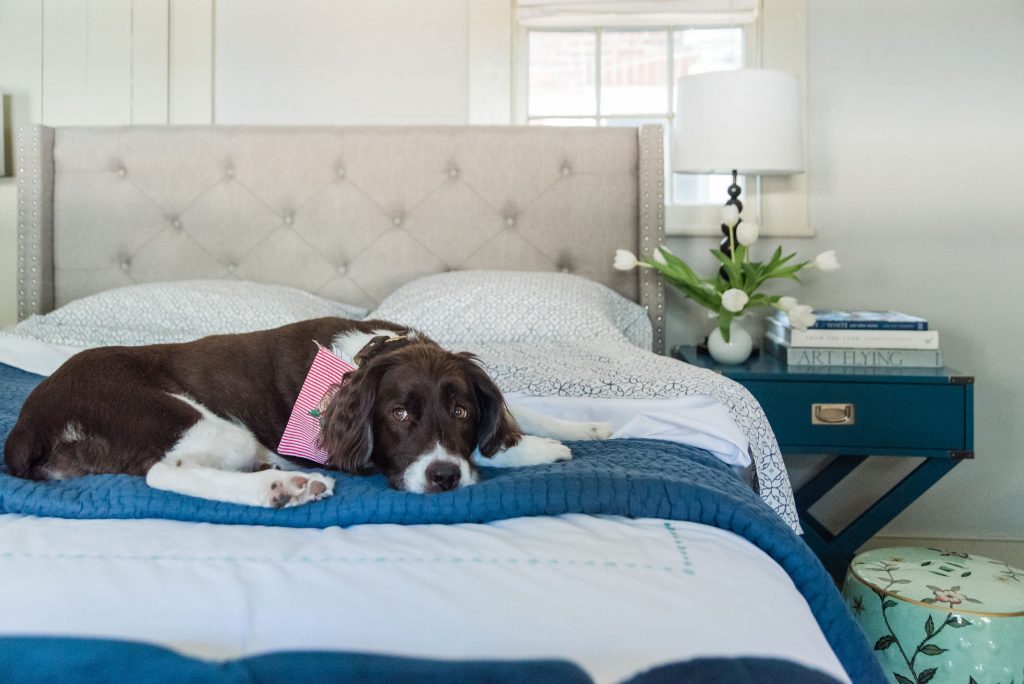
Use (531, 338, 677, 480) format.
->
(587, 422, 614, 440)
(265, 473, 335, 508)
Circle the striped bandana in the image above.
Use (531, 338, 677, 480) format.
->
(277, 342, 356, 465)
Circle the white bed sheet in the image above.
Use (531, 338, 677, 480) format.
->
(0, 514, 845, 683)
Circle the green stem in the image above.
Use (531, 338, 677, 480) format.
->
(909, 616, 949, 671)
(879, 595, 916, 679)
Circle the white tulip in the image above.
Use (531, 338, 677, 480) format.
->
(720, 288, 749, 313)
(613, 249, 640, 271)
(812, 250, 841, 271)
(720, 204, 740, 227)
(788, 304, 817, 331)
(777, 296, 799, 312)
(736, 221, 759, 246)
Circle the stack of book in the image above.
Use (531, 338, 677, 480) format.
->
(765, 310, 942, 368)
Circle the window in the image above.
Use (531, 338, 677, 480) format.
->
(525, 27, 745, 208)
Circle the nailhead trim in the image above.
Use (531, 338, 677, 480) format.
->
(638, 124, 666, 354)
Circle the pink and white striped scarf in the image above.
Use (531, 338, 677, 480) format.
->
(277, 342, 356, 465)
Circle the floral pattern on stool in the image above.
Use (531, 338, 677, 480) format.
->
(842, 547, 1024, 684)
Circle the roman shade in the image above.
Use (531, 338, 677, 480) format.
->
(516, 0, 759, 27)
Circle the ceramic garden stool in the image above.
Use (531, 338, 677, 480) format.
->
(842, 547, 1024, 684)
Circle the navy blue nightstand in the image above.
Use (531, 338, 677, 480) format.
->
(674, 346, 975, 578)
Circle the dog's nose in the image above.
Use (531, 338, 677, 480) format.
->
(426, 461, 461, 492)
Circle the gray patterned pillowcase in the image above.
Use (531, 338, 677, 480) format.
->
(371, 271, 652, 349)
(4, 280, 367, 348)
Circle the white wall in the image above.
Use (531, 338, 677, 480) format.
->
(1, 0, 1021, 543)
(215, 0, 469, 125)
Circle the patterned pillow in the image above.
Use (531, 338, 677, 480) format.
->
(4, 280, 367, 348)
(371, 271, 653, 349)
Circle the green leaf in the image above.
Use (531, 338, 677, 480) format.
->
(917, 667, 937, 683)
(946, 616, 971, 628)
(919, 644, 947, 656)
(961, 571, 972, 577)
(921, 597, 938, 604)
(964, 597, 983, 604)
(874, 635, 897, 651)
(891, 579, 912, 584)
(717, 310, 734, 343)
(711, 249, 742, 284)
(883, 599, 898, 609)
(894, 674, 914, 684)
(921, 561, 932, 566)
(925, 614, 935, 637)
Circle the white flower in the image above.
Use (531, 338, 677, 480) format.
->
(613, 249, 639, 271)
(720, 204, 740, 228)
(736, 221, 759, 246)
(720, 288, 749, 313)
(812, 250, 841, 271)
(653, 247, 668, 265)
(788, 304, 817, 330)
(777, 296, 799, 312)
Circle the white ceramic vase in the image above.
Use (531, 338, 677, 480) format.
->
(707, 320, 753, 365)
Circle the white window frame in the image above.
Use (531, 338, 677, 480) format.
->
(507, 0, 811, 238)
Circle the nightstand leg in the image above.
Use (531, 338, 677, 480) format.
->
(795, 456, 962, 582)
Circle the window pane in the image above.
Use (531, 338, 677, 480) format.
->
(600, 30, 669, 115)
(674, 173, 745, 206)
(603, 117, 670, 196)
(528, 31, 597, 116)
(529, 118, 598, 127)
(672, 27, 743, 104)
(672, 28, 744, 205)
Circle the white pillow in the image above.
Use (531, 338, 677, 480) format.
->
(4, 280, 367, 348)
(371, 271, 652, 349)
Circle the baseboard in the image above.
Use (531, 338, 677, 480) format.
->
(859, 535, 1024, 568)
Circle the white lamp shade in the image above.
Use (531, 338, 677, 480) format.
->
(672, 69, 803, 175)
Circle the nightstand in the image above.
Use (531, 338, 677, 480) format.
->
(674, 346, 975, 578)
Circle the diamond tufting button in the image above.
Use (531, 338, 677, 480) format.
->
(393, 216, 403, 227)
(336, 166, 346, 178)
(227, 263, 237, 273)
(225, 167, 235, 179)
(117, 167, 127, 178)
(561, 165, 571, 176)
(283, 213, 294, 225)
(448, 167, 459, 178)
(171, 218, 182, 230)
(120, 260, 130, 271)
(336, 264, 347, 276)
(505, 216, 515, 227)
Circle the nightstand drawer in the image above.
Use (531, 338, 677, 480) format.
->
(743, 380, 969, 451)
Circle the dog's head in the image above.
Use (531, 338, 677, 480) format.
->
(318, 333, 521, 493)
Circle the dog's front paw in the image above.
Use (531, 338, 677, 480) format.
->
(481, 435, 572, 468)
(574, 421, 614, 440)
(264, 472, 335, 508)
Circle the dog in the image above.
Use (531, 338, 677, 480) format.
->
(3, 318, 612, 508)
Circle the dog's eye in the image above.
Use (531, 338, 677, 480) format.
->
(453, 406, 468, 419)
(392, 408, 409, 422)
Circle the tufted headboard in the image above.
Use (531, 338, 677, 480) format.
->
(15, 125, 666, 351)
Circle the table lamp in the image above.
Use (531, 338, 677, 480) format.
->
(672, 68, 802, 258)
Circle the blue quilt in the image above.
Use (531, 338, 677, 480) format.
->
(0, 363, 884, 683)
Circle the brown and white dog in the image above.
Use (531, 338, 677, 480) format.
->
(3, 318, 611, 508)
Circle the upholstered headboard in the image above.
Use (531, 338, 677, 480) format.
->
(15, 125, 666, 351)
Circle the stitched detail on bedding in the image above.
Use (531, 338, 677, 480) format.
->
(0, 551, 694, 575)
(662, 521, 695, 576)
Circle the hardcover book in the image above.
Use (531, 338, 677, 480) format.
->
(771, 310, 928, 330)
(765, 319, 939, 350)
(764, 334, 943, 367)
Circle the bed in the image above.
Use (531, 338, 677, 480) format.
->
(0, 124, 882, 683)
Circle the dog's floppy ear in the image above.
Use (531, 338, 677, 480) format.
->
(458, 353, 522, 457)
(318, 359, 392, 474)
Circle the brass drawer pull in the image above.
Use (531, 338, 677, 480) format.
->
(812, 403, 855, 425)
